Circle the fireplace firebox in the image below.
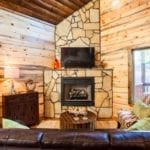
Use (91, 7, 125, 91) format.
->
(61, 77, 94, 106)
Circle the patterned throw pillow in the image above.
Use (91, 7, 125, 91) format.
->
(118, 110, 138, 128)
(118, 97, 150, 129)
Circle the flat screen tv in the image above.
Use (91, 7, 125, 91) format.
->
(61, 47, 95, 68)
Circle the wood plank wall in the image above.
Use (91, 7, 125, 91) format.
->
(0, 8, 55, 67)
(0, 8, 55, 119)
(100, 0, 150, 116)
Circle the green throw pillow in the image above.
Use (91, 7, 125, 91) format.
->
(128, 118, 150, 130)
(2, 118, 29, 129)
(133, 102, 150, 119)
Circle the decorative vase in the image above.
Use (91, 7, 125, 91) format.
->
(54, 57, 60, 69)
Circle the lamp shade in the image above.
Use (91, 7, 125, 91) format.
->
(4, 67, 20, 79)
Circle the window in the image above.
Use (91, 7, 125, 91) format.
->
(131, 47, 150, 103)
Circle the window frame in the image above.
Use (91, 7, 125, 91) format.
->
(129, 47, 150, 104)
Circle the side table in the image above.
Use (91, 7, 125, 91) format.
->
(60, 111, 96, 130)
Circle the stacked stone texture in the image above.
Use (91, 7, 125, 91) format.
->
(44, 0, 113, 119)
(44, 69, 113, 119)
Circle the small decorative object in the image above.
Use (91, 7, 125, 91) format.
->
(96, 59, 106, 68)
(73, 116, 79, 121)
(99, 59, 106, 68)
(73, 111, 80, 121)
(82, 116, 88, 120)
(82, 107, 88, 120)
(54, 57, 60, 69)
(25, 79, 36, 92)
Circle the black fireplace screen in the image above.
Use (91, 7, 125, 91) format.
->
(61, 77, 94, 106)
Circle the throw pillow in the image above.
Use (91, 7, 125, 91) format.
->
(118, 110, 138, 128)
(133, 102, 150, 119)
(2, 118, 29, 129)
(128, 118, 150, 130)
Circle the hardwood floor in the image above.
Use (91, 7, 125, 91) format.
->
(34, 119, 118, 129)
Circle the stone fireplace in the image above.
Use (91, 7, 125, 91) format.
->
(61, 77, 94, 106)
(44, 69, 113, 119)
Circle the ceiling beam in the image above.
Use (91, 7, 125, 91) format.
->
(0, 0, 58, 24)
(80, 0, 91, 3)
(21, 0, 64, 21)
(30, 0, 67, 17)
(56, 0, 80, 10)
(42, 0, 74, 14)
(70, 0, 84, 7)
(0, 0, 92, 25)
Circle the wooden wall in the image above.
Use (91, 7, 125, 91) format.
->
(0, 8, 55, 68)
(100, 0, 150, 116)
(0, 8, 55, 119)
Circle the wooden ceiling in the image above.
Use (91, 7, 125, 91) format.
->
(0, 0, 92, 25)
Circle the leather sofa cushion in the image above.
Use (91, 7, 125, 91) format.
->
(110, 131, 150, 150)
(6, 129, 43, 148)
(142, 131, 150, 148)
(73, 131, 109, 150)
(0, 129, 9, 146)
(41, 130, 109, 150)
(41, 130, 77, 149)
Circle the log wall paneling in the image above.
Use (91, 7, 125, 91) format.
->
(100, 0, 150, 116)
(0, 9, 55, 68)
(0, 9, 55, 119)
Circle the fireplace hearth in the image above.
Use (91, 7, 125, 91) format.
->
(61, 77, 94, 106)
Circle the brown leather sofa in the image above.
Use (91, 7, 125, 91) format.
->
(0, 128, 149, 150)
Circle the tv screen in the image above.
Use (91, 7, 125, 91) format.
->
(61, 47, 95, 68)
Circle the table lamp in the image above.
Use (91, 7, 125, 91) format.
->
(4, 67, 20, 94)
